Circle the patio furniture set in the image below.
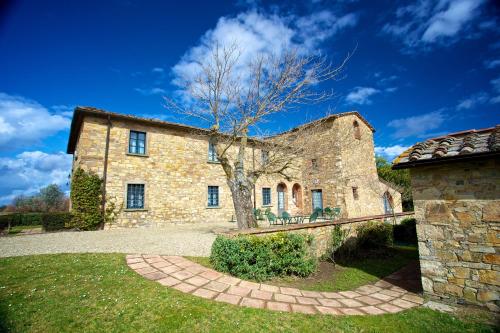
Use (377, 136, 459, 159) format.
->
(256, 207, 342, 226)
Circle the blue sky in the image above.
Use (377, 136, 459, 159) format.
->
(0, 0, 498, 204)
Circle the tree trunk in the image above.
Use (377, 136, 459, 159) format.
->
(227, 178, 257, 230)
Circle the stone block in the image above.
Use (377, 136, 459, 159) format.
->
(463, 287, 477, 303)
(445, 284, 464, 297)
(478, 270, 500, 286)
(483, 253, 500, 265)
(482, 201, 500, 222)
(477, 290, 500, 302)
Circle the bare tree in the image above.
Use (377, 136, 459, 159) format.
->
(165, 43, 350, 229)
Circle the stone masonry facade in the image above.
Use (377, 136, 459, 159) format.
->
(412, 159, 499, 311)
(68, 107, 401, 228)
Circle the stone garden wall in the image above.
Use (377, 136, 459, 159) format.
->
(223, 212, 415, 257)
(411, 158, 499, 311)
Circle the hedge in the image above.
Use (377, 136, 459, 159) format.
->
(356, 221, 393, 250)
(41, 213, 72, 232)
(0, 213, 43, 227)
(210, 233, 317, 281)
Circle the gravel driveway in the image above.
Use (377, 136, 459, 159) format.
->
(0, 222, 238, 258)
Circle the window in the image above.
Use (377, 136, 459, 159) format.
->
(129, 130, 146, 155)
(262, 188, 271, 206)
(208, 141, 218, 162)
(208, 186, 219, 207)
(353, 121, 361, 140)
(311, 159, 319, 170)
(261, 150, 269, 164)
(127, 184, 145, 209)
(352, 186, 359, 200)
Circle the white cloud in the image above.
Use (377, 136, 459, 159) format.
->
(490, 76, 500, 104)
(388, 111, 445, 139)
(134, 87, 166, 96)
(375, 145, 410, 160)
(483, 59, 500, 69)
(152, 67, 165, 73)
(0, 151, 72, 204)
(382, 0, 486, 50)
(456, 91, 489, 110)
(171, 9, 358, 98)
(51, 104, 75, 117)
(345, 87, 380, 105)
(0, 92, 71, 150)
(422, 0, 484, 42)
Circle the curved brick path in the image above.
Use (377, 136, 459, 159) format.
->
(127, 254, 424, 315)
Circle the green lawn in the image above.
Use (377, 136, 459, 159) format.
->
(189, 245, 419, 292)
(0, 254, 495, 332)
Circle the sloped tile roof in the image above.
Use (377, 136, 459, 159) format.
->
(67, 106, 375, 154)
(392, 125, 500, 169)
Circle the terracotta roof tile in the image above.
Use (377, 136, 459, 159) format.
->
(393, 125, 500, 169)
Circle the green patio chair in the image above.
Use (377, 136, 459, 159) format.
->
(281, 211, 293, 224)
(324, 207, 333, 219)
(309, 211, 319, 223)
(313, 207, 323, 216)
(254, 208, 263, 220)
(266, 212, 282, 226)
(332, 207, 341, 220)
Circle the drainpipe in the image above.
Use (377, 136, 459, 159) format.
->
(252, 147, 256, 209)
(101, 115, 112, 229)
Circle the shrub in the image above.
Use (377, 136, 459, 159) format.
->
(210, 233, 317, 281)
(70, 168, 103, 230)
(0, 213, 43, 227)
(41, 212, 72, 232)
(356, 222, 393, 250)
(393, 218, 417, 244)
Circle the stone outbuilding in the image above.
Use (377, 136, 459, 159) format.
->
(393, 126, 500, 311)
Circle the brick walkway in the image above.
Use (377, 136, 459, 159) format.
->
(126, 254, 424, 315)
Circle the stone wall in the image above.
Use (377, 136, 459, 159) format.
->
(72, 113, 403, 227)
(224, 212, 415, 257)
(411, 158, 499, 311)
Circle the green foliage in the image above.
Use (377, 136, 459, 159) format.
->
(12, 184, 68, 212)
(376, 156, 413, 211)
(210, 233, 317, 281)
(41, 213, 72, 232)
(393, 218, 417, 244)
(39, 184, 66, 211)
(0, 213, 43, 229)
(253, 208, 264, 220)
(328, 225, 351, 264)
(356, 222, 393, 250)
(70, 168, 103, 230)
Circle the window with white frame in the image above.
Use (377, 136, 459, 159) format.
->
(127, 184, 145, 209)
(208, 186, 219, 207)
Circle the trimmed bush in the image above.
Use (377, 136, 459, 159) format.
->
(356, 222, 393, 250)
(41, 213, 72, 232)
(0, 213, 43, 227)
(393, 218, 417, 244)
(210, 233, 317, 281)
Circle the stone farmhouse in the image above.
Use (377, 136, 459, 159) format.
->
(67, 107, 402, 228)
(393, 126, 499, 311)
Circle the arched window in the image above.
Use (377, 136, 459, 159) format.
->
(353, 121, 361, 140)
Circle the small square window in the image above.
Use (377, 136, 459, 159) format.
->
(127, 184, 145, 209)
(129, 130, 146, 155)
(311, 159, 319, 170)
(208, 141, 218, 162)
(262, 188, 271, 206)
(352, 186, 359, 200)
(261, 150, 269, 164)
(208, 186, 219, 207)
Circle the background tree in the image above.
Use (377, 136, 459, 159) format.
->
(376, 156, 413, 211)
(166, 44, 350, 229)
(11, 184, 68, 213)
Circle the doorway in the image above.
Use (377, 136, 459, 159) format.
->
(277, 183, 287, 216)
(311, 189, 323, 212)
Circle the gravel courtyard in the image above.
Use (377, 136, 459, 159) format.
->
(0, 222, 238, 258)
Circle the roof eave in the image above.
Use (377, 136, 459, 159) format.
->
(392, 151, 500, 170)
